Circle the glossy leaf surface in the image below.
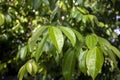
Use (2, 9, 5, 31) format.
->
(49, 27, 64, 53)
(60, 27, 76, 47)
(0, 13, 4, 26)
(85, 34, 98, 49)
(78, 49, 87, 75)
(86, 47, 104, 80)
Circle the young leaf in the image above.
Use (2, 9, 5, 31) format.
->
(85, 34, 98, 49)
(0, 13, 4, 26)
(31, 61, 38, 74)
(28, 26, 48, 52)
(18, 65, 26, 80)
(26, 60, 38, 75)
(86, 47, 104, 80)
(26, 62, 33, 75)
(62, 49, 76, 80)
(78, 49, 87, 75)
(49, 27, 64, 53)
(60, 26, 76, 47)
(19, 46, 28, 60)
(35, 34, 48, 62)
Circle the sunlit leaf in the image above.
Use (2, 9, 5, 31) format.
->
(71, 7, 78, 18)
(26, 60, 38, 75)
(18, 65, 26, 80)
(26, 62, 33, 75)
(19, 46, 28, 60)
(72, 29, 84, 42)
(62, 49, 76, 80)
(78, 49, 87, 75)
(57, 1, 67, 11)
(77, 7, 88, 14)
(86, 47, 104, 80)
(85, 34, 98, 49)
(49, 27, 64, 53)
(98, 22, 105, 27)
(60, 26, 76, 46)
(0, 13, 4, 26)
(98, 37, 111, 46)
(28, 26, 48, 52)
(31, 61, 38, 74)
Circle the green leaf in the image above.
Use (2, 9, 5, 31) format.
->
(26, 62, 33, 75)
(60, 26, 76, 46)
(0, 63, 7, 71)
(49, 27, 64, 53)
(26, 60, 38, 75)
(110, 45, 120, 59)
(57, 1, 67, 11)
(78, 49, 87, 75)
(77, 0, 83, 4)
(71, 7, 78, 18)
(82, 15, 88, 24)
(18, 65, 26, 80)
(35, 34, 48, 62)
(28, 26, 48, 52)
(62, 49, 76, 80)
(5, 14, 12, 24)
(76, 13, 83, 22)
(33, 0, 41, 9)
(0, 13, 5, 26)
(98, 37, 111, 46)
(103, 46, 117, 68)
(86, 47, 104, 80)
(85, 34, 98, 49)
(72, 29, 84, 42)
(99, 36, 120, 59)
(77, 7, 88, 14)
(19, 46, 28, 60)
(98, 22, 105, 27)
(88, 15, 95, 27)
(31, 61, 38, 74)
(42, 0, 49, 5)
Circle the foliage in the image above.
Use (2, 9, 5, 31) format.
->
(0, 0, 120, 80)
